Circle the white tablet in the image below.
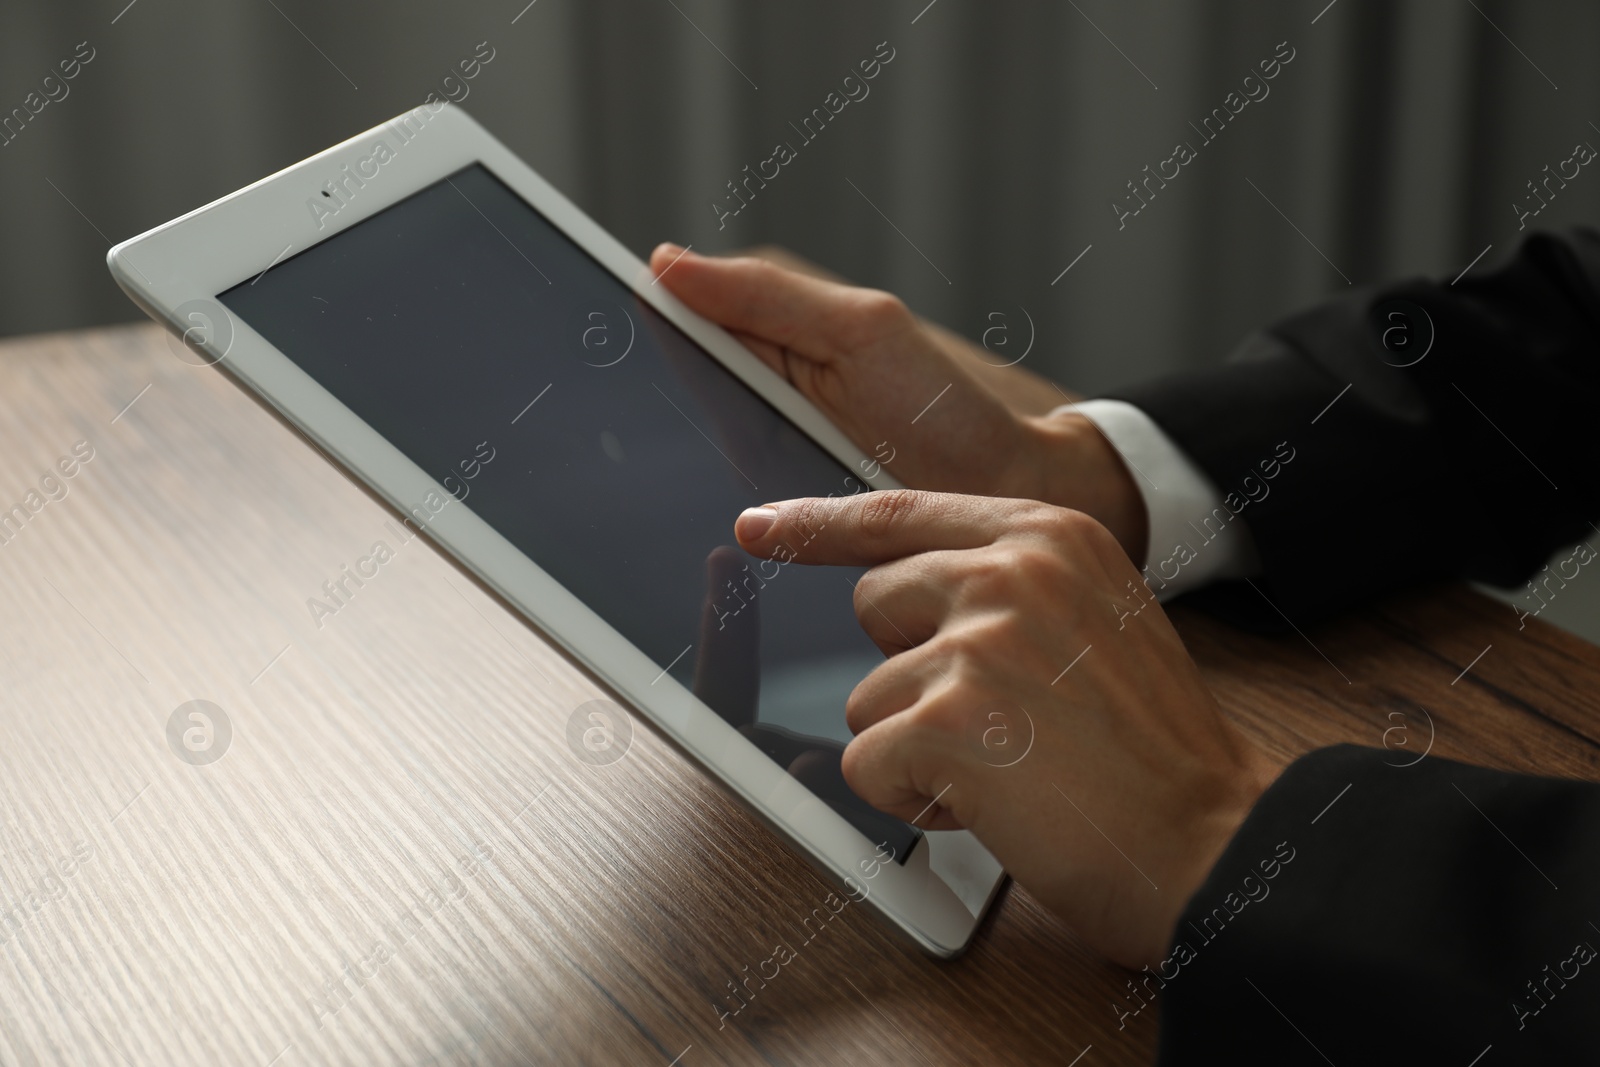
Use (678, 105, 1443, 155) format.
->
(107, 103, 1004, 956)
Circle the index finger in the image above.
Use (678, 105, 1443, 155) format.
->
(734, 489, 1033, 567)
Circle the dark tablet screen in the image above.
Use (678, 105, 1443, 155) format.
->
(221, 163, 918, 862)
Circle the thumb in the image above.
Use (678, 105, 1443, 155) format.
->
(649, 244, 902, 364)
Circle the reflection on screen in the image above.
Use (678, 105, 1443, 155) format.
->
(221, 164, 918, 861)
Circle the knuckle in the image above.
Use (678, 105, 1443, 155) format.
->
(736, 251, 777, 272)
(851, 568, 881, 621)
(854, 287, 910, 322)
(969, 596, 1075, 679)
(970, 614, 1021, 655)
(1014, 502, 1075, 536)
(741, 244, 787, 264)
(838, 739, 872, 796)
(738, 255, 791, 291)
(957, 550, 1015, 600)
(1012, 543, 1071, 584)
(930, 631, 986, 682)
(843, 681, 875, 735)
(848, 289, 913, 339)
(858, 489, 920, 541)
(1019, 504, 1112, 550)
(945, 616, 1027, 679)
(907, 686, 975, 740)
(957, 543, 1066, 602)
(983, 612, 1031, 651)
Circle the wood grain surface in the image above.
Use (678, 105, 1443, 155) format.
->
(1, 323, 1597, 1067)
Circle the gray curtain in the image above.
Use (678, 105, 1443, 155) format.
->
(3, 0, 1598, 401)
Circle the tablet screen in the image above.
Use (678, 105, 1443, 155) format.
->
(221, 163, 918, 862)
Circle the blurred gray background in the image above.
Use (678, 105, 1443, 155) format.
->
(2, 0, 1598, 634)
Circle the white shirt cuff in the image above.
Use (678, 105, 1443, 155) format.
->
(1052, 399, 1261, 600)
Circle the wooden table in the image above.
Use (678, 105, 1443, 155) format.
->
(3, 323, 1597, 1067)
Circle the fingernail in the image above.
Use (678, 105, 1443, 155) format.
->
(655, 242, 684, 259)
(736, 506, 778, 541)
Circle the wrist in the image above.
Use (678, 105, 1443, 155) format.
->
(1150, 738, 1284, 964)
(1018, 411, 1149, 564)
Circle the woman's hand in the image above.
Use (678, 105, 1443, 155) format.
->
(733, 489, 1282, 967)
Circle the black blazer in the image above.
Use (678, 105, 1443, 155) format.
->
(1114, 227, 1600, 631)
(1109, 229, 1600, 1063)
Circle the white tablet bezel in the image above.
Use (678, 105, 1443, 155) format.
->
(107, 103, 1004, 957)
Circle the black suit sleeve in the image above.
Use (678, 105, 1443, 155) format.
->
(1150, 745, 1600, 1065)
(1109, 227, 1600, 629)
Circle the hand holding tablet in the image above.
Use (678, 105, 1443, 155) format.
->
(648, 244, 1152, 562)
